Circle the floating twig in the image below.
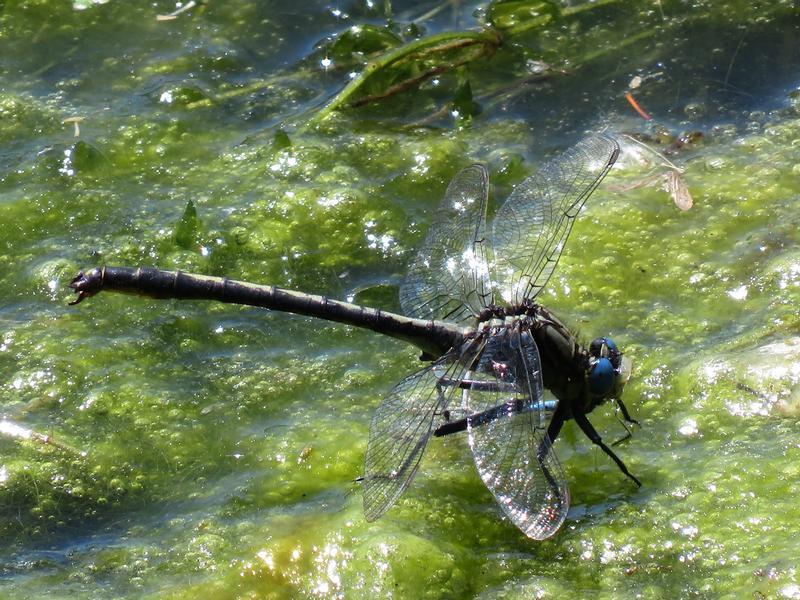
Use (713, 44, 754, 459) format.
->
(0, 418, 87, 456)
(624, 91, 652, 121)
(157, 0, 198, 21)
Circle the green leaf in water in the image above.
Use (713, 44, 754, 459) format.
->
(312, 29, 502, 122)
(452, 70, 481, 122)
(69, 140, 108, 171)
(271, 128, 292, 151)
(488, 0, 560, 33)
(320, 24, 404, 69)
(37, 140, 109, 177)
(174, 200, 200, 250)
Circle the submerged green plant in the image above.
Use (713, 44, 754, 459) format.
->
(311, 0, 623, 123)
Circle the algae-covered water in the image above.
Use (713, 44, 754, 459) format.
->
(1, 1, 800, 598)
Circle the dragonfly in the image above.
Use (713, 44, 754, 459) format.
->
(361, 134, 639, 539)
(68, 134, 638, 540)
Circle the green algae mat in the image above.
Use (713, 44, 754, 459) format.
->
(2, 1, 800, 598)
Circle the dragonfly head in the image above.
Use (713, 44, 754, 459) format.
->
(588, 337, 632, 400)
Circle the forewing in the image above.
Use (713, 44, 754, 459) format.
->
(491, 135, 619, 305)
(363, 343, 482, 521)
(466, 328, 569, 540)
(400, 165, 491, 324)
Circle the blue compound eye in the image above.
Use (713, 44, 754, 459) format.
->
(590, 337, 621, 369)
(589, 357, 615, 397)
(604, 338, 621, 369)
(590, 337, 617, 356)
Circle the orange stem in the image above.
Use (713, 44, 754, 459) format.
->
(625, 91, 652, 120)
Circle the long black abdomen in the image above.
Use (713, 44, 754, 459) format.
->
(69, 266, 467, 359)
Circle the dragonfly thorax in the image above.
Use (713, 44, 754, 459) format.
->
(475, 299, 541, 323)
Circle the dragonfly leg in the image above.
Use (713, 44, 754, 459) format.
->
(574, 411, 641, 487)
(612, 399, 640, 445)
(544, 407, 566, 447)
(612, 418, 633, 446)
(616, 399, 640, 426)
(535, 408, 566, 493)
(433, 418, 466, 437)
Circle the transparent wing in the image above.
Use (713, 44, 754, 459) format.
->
(363, 338, 484, 521)
(465, 326, 569, 540)
(491, 135, 620, 305)
(400, 165, 491, 324)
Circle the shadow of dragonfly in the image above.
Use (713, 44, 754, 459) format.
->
(69, 134, 639, 540)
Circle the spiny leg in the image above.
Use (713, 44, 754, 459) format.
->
(536, 407, 567, 493)
(574, 411, 641, 487)
(616, 398, 640, 426)
(612, 418, 634, 446)
(612, 398, 640, 446)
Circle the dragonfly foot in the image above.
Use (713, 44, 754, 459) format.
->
(68, 269, 103, 305)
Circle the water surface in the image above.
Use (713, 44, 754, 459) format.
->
(1, 1, 799, 598)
